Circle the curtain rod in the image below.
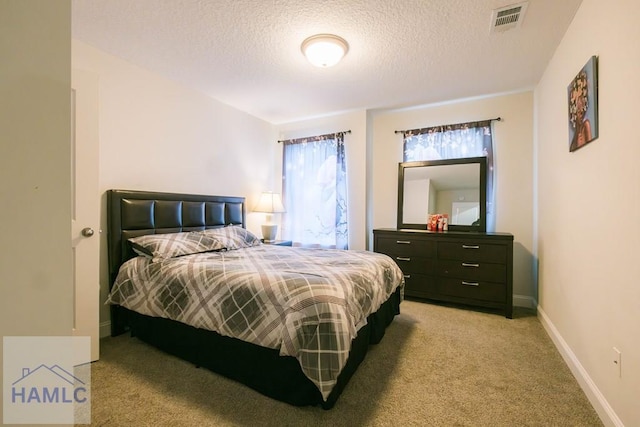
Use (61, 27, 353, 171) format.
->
(277, 129, 351, 143)
(394, 117, 502, 134)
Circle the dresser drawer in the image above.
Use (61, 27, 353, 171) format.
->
(375, 236, 435, 257)
(392, 256, 434, 275)
(438, 259, 506, 282)
(438, 241, 506, 263)
(403, 273, 433, 299)
(435, 277, 506, 303)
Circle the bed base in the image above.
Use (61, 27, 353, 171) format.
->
(116, 287, 400, 409)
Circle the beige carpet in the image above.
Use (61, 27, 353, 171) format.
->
(89, 301, 603, 426)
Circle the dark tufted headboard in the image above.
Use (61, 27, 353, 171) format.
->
(107, 189, 246, 288)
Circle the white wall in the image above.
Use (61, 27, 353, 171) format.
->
(370, 92, 535, 305)
(72, 41, 279, 334)
(535, 0, 640, 425)
(0, 1, 73, 334)
(277, 110, 369, 250)
(0, 1, 73, 419)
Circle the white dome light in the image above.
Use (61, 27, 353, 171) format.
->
(301, 34, 349, 68)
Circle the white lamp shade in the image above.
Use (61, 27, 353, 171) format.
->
(301, 34, 349, 68)
(253, 192, 285, 214)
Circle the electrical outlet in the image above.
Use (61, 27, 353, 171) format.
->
(612, 347, 622, 378)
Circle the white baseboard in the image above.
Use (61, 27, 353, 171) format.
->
(537, 306, 624, 427)
(99, 321, 111, 338)
(513, 294, 537, 309)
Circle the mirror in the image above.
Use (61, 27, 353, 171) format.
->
(397, 156, 487, 231)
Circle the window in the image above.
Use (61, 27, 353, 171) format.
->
(401, 119, 496, 230)
(281, 132, 348, 249)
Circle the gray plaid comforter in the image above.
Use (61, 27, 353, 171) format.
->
(107, 245, 404, 400)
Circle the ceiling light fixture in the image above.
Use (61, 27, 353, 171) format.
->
(301, 34, 349, 68)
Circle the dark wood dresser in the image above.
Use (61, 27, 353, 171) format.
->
(373, 228, 514, 318)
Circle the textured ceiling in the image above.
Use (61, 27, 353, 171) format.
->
(72, 0, 582, 124)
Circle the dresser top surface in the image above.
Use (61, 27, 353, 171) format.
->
(374, 228, 513, 239)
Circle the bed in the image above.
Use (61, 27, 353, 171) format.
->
(106, 189, 404, 409)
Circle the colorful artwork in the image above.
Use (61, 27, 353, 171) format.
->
(568, 56, 598, 152)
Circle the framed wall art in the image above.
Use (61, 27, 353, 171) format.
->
(568, 55, 599, 152)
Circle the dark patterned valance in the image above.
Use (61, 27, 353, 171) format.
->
(395, 118, 500, 137)
(278, 130, 351, 144)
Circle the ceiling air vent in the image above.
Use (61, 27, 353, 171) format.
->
(490, 2, 528, 34)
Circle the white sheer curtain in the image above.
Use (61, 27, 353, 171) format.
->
(402, 120, 496, 231)
(281, 132, 348, 249)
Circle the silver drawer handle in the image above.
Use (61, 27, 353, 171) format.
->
(462, 245, 480, 249)
(396, 257, 411, 261)
(462, 263, 479, 268)
(396, 240, 411, 244)
(404, 274, 411, 279)
(462, 281, 479, 286)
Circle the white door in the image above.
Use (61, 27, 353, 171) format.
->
(71, 69, 100, 362)
(452, 201, 480, 226)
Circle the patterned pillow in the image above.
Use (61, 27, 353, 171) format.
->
(129, 231, 226, 261)
(200, 226, 262, 250)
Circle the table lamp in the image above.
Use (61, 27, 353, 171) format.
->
(253, 192, 285, 242)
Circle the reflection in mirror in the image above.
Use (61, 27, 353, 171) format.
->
(398, 157, 487, 231)
(403, 163, 479, 225)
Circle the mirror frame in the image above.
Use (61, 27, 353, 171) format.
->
(397, 156, 487, 232)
